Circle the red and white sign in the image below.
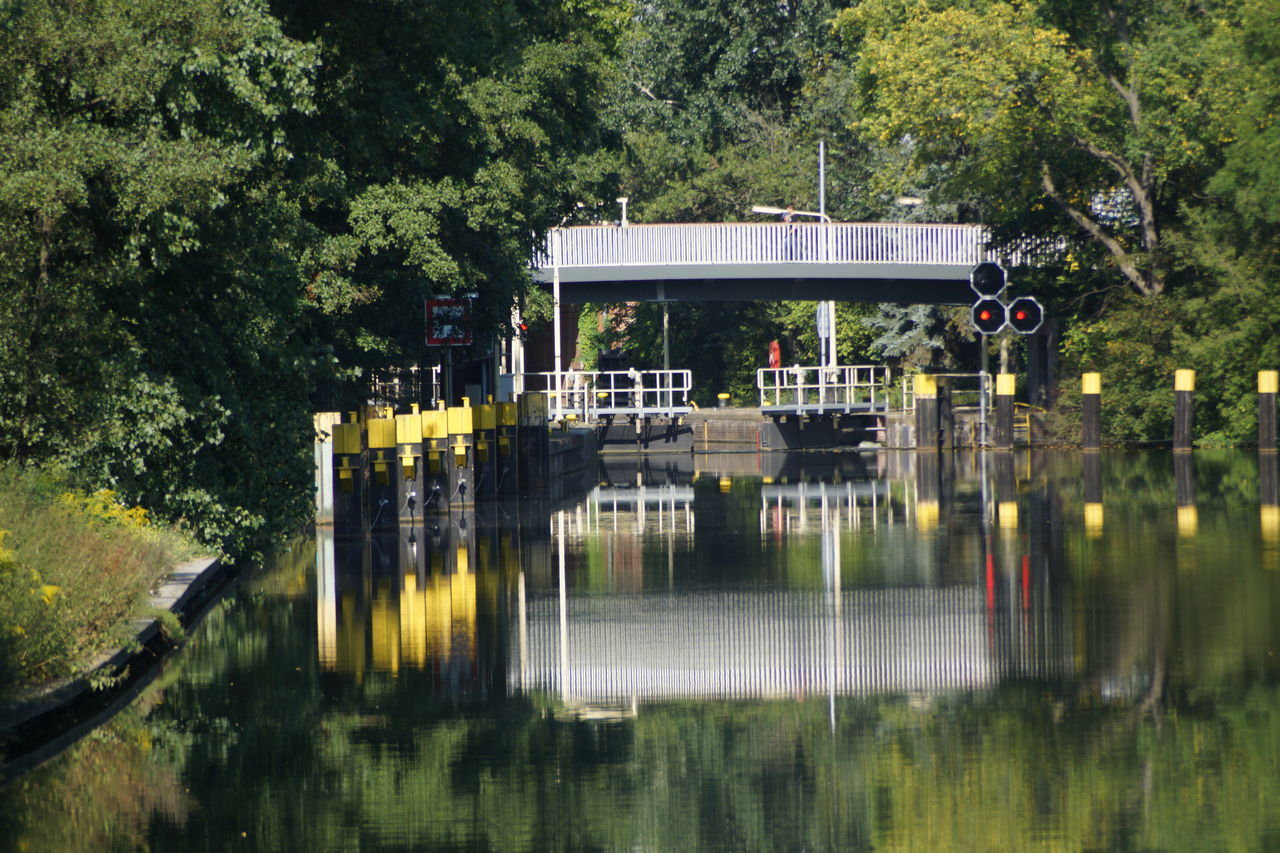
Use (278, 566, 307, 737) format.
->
(424, 298, 472, 346)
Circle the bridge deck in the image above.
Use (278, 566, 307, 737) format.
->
(533, 222, 1011, 304)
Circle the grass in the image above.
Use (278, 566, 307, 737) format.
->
(0, 465, 203, 700)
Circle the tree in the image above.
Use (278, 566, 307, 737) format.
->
(837, 0, 1247, 297)
(0, 0, 322, 552)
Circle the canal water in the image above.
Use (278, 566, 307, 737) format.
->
(3, 449, 1280, 851)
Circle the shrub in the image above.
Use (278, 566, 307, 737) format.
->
(0, 466, 200, 697)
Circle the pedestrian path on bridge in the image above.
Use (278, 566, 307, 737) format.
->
(533, 221, 1016, 304)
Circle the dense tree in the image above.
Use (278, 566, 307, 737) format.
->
(0, 0, 321, 552)
(0, 0, 625, 552)
(836, 0, 1248, 298)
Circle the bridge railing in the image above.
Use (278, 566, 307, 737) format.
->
(537, 222, 1009, 269)
(523, 369, 693, 420)
(757, 365, 892, 414)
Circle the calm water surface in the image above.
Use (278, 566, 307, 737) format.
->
(4, 449, 1280, 852)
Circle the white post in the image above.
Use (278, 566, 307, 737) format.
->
(819, 141, 837, 369)
(552, 228, 562, 420)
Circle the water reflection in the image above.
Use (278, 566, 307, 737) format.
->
(9, 450, 1280, 851)
(306, 450, 1158, 714)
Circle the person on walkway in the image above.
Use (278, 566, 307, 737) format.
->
(768, 339, 782, 370)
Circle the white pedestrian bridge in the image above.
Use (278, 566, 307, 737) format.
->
(532, 222, 1010, 304)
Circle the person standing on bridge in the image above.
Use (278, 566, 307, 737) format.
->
(768, 339, 781, 370)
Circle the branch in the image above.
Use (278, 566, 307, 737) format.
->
(633, 82, 678, 107)
(1041, 162, 1158, 295)
(1067, 133, 1160, 258)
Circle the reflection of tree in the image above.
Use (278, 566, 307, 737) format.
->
(0, 700, 189, 850)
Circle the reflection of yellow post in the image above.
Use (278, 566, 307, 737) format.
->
(370, 577, 401, 675)
(1263, 452, 1279, 569)
(1084, 502, 1104, 537)
(400, 572, 427, 668)
(1083, 452, 1103, 537)
(1174, 452, 1197, 539)
(916, 499, 939, 532)
(1263, 506, 1280, 571)
(1177, 505, 1199, 538)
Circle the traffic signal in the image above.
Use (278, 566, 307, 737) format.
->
(1006, 296, 1044, 334)
(971, 298, 1007, 335)
(970, 262, 1006, 297)
(516, 320, 529, 338)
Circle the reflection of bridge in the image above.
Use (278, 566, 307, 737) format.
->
(514, 588, 993, 702)
(533, 222, 1001, 304)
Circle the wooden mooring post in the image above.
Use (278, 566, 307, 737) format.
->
(914, 374, 939, 452)
(1260, 370, 1277, 453)
(1174, 369, 1195, 452)
(994, 373, 1015, 450)
(1081, 372, 1101, 451)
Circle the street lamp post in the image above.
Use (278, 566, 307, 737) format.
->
(552, 227, 562, 420)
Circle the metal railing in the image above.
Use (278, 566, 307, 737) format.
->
(523, 369, 694, 421)
(900, 372, 991, 413)
(367, 365, 442, 409)
(757, 365, 892, 414)
(901, 372, 993, 445)
(535, 222, 1029, 270)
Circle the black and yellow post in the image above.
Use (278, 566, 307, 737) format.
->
(473, 400, 498, 500)
(1081, 372, 1102, 451)
(994, 373, 1016, 450)
(1259, 370, 1278, 453)
(1083, 451, 1104, 537)
(332, 418, 366, 536)
(497, 401, 519, 497)
(1175, 451, 1197, 538)
(396, 408, 424, 524)
(914, 374, 939, 452)
(420, 407, 449, 513)
(1174, 369, 1195, 452)
(366, 414, 399, 531)
(937, 377, 955, 449)
(518, 392, 549, 493)
(446, 400, 476, 507)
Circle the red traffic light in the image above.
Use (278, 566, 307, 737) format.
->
(971, 298, 1007, 335)
(1006, 296, 1044, 334)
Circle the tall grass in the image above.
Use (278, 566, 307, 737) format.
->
(0, 466, 202, 699)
